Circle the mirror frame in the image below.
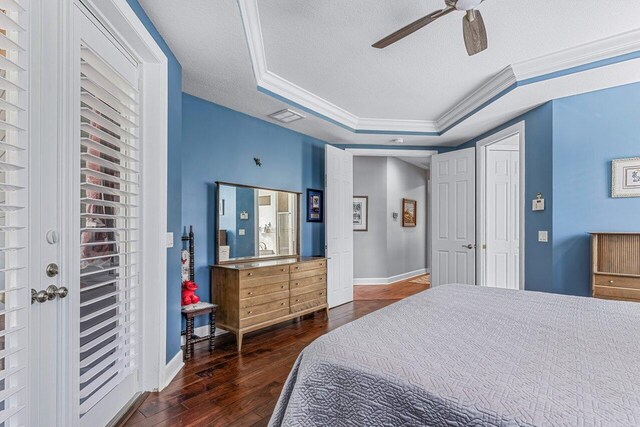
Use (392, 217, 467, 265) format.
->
(215, 181, 302, 265)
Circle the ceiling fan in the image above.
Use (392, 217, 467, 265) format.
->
(372, 0, 488, 56)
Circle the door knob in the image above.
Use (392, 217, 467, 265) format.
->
(462, 244, 475, 249)
(46, 285, 69, 300)
(31, 286, 68, 304)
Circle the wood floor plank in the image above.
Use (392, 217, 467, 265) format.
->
(126, 283, 425, 426)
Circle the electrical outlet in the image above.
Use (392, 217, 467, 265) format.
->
(239, 229, 245, 236)
(538, 231, 548, 243)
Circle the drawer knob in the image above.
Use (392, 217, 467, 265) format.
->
(609, 280, 614, 284)
(294, 282, 299, 286)
(281, 302, 285, 306)
(248, 272, 253, 276)
(248, 311, 252, 315)
(319, 292, 323, 295)
(281, 285, 285, 289)
(248, 291, 253, 295)
(295, 266, 299, 270)
(296, 299, 300, 303)
(281, 268, 285, 272)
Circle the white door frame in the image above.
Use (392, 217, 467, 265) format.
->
(36, 0, 169, 422)
(476, 121, 526, 289)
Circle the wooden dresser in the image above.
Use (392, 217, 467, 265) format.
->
(591, 232, 640, 302)
(211, 257, 328, 351)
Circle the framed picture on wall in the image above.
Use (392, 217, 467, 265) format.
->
(612, 157, 640, 198)
(402, 198, 417, 227)
(306, 188, 323, 222)
(353, 196, 368, 231)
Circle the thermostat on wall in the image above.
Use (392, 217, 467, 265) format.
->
(532, 193, 545, 211)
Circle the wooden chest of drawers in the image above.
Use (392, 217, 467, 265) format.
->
(591, 233, 640, 303)
(211, 257, 328, 351)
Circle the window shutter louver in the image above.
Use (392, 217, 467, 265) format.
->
(0, 0, 27, 425)
(79, 43, 139, 416)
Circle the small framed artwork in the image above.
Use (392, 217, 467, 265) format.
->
(402, 198, 417, 227)
(353, 196, 368, 231)
(612, 157, 640, 198)
(306, 188, 323, 222)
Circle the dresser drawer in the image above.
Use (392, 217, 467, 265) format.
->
(290, 267, 326, 280)
(290, 298, 326, 314)
(290, 274, 326, 291)
(240, 307, 291, 328)
(240, 282, 288, 299)
(239, 265, 290, 280)
(240, 290, 289, 309)
(594, 274, 640, 290)
(239, 298, 289, 320)
(290, 280, 325, 297)
(291, 287, 326, 304)
(594, 285, 640, 301)
(291, 259, 326, 273)
(240, 273, 290, 288)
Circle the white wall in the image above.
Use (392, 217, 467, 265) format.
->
(353, 156, 428, 283)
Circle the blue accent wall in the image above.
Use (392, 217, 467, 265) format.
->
(552, 83, 640, 296)
(181, 93, 327, 311)
(234, 188, 256, 258)
(126, 0, 184, 362)
(457, 82, 640, 297)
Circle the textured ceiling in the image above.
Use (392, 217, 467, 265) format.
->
(139, 0, 640, 146)
(259, 0, 640, 120)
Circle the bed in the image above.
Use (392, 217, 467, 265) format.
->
(270, 284, 640, 426)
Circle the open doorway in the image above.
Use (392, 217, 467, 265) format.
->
(477, 122, 526, 289)
(346, 149, 435, 296)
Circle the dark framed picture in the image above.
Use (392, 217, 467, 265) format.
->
(402, 198, 417, 227)
(306, 188, 323, 222)
(353, 196, 368, 231)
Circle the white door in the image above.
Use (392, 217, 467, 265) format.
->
(29, 4, 143, 425)
(325, 145, 353, 307)
(430, 148, 476, 287)
(485, 147, 520, 289)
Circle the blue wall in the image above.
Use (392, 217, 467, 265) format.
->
(126, 0, 184, 362)
(552, 83, 640, 296)
(181, 93, 327, 309)
(234, 187, 256, 258)
(457, 102, 555, 292)
(458, 82, 640, 297)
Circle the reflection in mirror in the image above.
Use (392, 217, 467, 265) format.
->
(217, 183, 298, 263)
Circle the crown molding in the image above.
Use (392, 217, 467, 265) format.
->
(511, 28, 640, 81)
(238, 0, 640, 136)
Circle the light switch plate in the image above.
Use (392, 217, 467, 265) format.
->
(538, 231, 548, 243)
(239, 229, 245, 236)
(166, 232, 174, 248)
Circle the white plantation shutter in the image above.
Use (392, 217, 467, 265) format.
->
(0, 0, 27, 425)
(79, 43, 139, 416)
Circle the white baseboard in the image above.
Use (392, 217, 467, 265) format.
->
(162, 350, 184, 390)
(354, 268, 429, 285)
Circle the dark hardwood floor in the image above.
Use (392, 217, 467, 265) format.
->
(125, 280, 428, 427)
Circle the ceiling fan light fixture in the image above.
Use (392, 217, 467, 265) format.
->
(454, 0, 483, 11)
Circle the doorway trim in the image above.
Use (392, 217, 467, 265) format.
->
(476, 121, 526, 289)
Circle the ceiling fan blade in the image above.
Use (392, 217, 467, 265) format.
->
(372, 7, 455, 49)
(462, 9, 488, 56)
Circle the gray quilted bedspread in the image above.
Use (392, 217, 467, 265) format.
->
(269, 284, 640, 426)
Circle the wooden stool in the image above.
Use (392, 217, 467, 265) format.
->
(181, 302, 218, 360)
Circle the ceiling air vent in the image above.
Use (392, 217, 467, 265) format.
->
(268, 108, 305, 123)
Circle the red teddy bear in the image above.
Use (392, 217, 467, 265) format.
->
(181, 280, 201, 306)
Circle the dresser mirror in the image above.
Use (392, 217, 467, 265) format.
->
(216, 182, 300, 264)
